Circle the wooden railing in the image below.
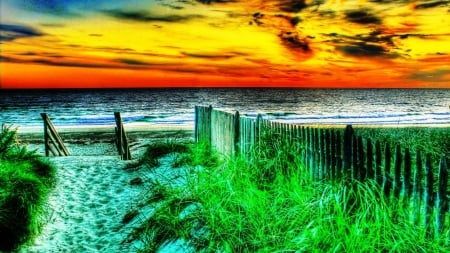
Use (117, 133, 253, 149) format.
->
(114, 112, 131, 160)
(195, 106, 449, 237)
(41, 113, 70, 156)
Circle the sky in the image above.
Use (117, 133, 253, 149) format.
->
(0, 0, 449, 88)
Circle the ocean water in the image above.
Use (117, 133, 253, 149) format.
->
(0, 88, 449, 128)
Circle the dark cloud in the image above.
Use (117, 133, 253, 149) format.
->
(89, 34, 103, 37)
(277, 0, 308, 12)
(336, 42, 396, 58)
(160, 3, 184, 10)
(345, 10, 382, 25)
(102, 9, 203, 22)
(40, 23, 66, 27)
(409, 69, 450, 82)
(197, 0, 238, 4)
(414, 1, 450, 9)
(31, 59, 113, 68)
(115, 58, 150, 66)
(279, 31, 311, 52)
(181, 51, 244, 60)
(0, 23, 43, 41)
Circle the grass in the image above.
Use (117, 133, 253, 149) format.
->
(0, 125, 55, 251)
(134, 127, 449, 252)
(353, 126, 450, 160)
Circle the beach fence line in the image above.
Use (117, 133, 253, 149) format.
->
(194, 105, 449, 237)
(41, 113, 70, 157)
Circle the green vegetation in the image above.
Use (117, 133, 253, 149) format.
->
(353, 126, 450, 159)
(0, 125, 55, 251)
(134, 128, 449, 252)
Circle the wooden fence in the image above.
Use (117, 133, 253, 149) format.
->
(41, 113, 70, 156)
(195, 106, 449, 237)
(114, 112, 131, 160)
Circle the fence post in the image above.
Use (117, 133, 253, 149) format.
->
(403, 148, 412, 198)
(424, 154, 434, 238)
(375, 141, 382, 185)
(114, 112, 131, 160)
(367, 138, 374, 180)
(336, 130, 342, 179)
(357, 136, 365, 180)
(343, 125, 353, 176)
(383, 143, 392, 197)
(195, 106, 199, 142)
(234, 111, 240, 157)
(436, 157, 448, 235)
(352, 135, 358, 180)
(412, 150, 423, 225)
(394, 145, 402, 198)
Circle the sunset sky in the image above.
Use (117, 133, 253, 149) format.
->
(1, 0, 449, 88)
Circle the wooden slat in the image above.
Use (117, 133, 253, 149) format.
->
(436, 157, 448, 234)
(41, 113, 70, 156)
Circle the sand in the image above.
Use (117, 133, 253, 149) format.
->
(14, 127, 194, 253)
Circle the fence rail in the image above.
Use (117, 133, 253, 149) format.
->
(195, 106, 449, 237)
(41, 113, 70, 156)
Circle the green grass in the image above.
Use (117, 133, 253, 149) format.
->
(353, 126, 450, 160)
(0, 125, 55, 251)
(135, 127, 449, 252)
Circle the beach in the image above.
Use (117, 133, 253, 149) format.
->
(14, 126, 194, 253)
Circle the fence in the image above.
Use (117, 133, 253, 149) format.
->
(195, 106, 449, 237)
(114, 112, 131, 160)
(41, 113, 70, 156)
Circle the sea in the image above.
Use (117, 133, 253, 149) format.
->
(0, 89, 449, 129)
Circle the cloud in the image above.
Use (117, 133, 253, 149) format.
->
(409, 69, 450, 82)
(345, 10, 382, 25)
(0, 23, 43, 41)
(115, 58, 150, 66)
(181, 51, 245, 60)
(277, 0, 308, 12)
(336, 42, 397, 58)
(279, 31, 311, 52)
(196, 0, 238, 4)
(414, 1, 450, 9)
(102, 9, 203, 22)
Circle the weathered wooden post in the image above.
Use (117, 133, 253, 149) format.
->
(367, 138, 374, 180)
(412, 150, 423, 225)
(424, 154, 434, 238)
(403, 148, 412, 198)
(383, 143, 392, 197)
(375, 141, 382, 185)
(394, 145, 402, 198)
(343, 125, 353, 177)
(114, 112, 131, 160)
(233, 111, 240, 157)
(357, 136, 365, 180)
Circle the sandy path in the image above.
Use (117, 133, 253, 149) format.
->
(19, 155, 147, 253)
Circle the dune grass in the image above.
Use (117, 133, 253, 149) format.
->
(353, 126, 450, 160)
(135, 127, 449, 252)
(0, 125, 55, 251)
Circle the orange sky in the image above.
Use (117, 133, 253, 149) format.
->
(1, 0, 449, 88)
